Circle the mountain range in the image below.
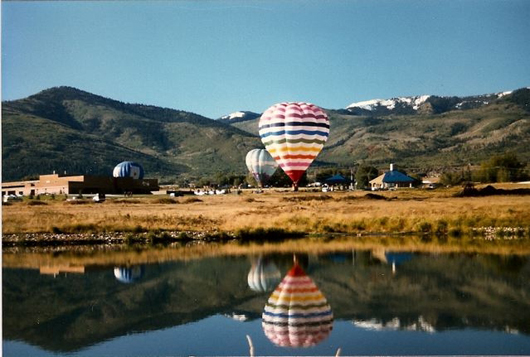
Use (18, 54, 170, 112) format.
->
(2, 86, 529, 182)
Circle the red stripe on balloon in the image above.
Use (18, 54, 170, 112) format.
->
(283, 170, 306, 184)
(287, 264, 307, 277)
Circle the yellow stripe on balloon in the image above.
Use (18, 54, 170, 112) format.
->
(267, 147, 322, 154)
(268, 292, 325, 303)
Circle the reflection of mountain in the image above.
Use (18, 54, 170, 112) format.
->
(353, 316, 435, 333)
(3, 252, 530, 353)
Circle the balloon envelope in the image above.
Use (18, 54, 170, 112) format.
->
(248, 256, 282, 293)
(259, 102, 329, 185)
(113, 161, 144, 179)
(262, 263, 333, 348)
(245, 149, 278, 187)
(114, 266, 145, 283)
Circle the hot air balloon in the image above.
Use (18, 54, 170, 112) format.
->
(247, 256, 282, 293)
(245, 149, 278, 188)
(259, 102, 329, 191)
(262, 260, 333, 348)
(113, 161, 144, 179)
(114, 265, 145, 283)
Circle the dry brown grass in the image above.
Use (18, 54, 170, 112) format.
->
(3, 186, 530, 238)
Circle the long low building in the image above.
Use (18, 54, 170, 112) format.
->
(2, 173, 159, 196)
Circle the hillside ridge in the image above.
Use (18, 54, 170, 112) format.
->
(2, 86, 529, 182)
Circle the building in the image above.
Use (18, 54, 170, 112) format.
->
(369, 164, 416, 190)
(2, 173, 159, 197)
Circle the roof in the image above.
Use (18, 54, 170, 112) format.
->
(369, 173, 385, 185)
(382, 170, 415, 183)
(325, 174, 350, 184)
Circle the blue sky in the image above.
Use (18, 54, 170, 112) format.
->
(2, 0, 529, 118)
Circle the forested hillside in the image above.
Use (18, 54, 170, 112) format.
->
(2, 87, 261, 182)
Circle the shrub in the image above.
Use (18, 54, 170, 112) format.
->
(435, 220, 448, 235)
(27, 200, 48, 206)
(65, 199, 90, 205)
(154, 198, 178, 204)
(182, 197, 202, 204)
(416, 220, 433, 233)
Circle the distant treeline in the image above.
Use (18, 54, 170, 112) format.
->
(440, 152, 528, 186)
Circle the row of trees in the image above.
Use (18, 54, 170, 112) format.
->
(174, 153, 527, 189)
(440, 153, 528, 186)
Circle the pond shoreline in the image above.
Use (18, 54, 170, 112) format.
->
(1, 228, 309, 248)
(3, 229, 530, 257)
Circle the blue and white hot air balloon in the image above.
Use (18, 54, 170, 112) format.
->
(113, 161, 144, 179)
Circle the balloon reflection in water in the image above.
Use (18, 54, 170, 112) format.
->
(247, 256, 282, 293)
(114, 266, 145, 284)
(262, 261, 333, 348)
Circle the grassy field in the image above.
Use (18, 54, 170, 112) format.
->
(3, 184, 530, 238)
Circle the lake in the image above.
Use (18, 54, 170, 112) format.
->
(3, 248, 530, 356)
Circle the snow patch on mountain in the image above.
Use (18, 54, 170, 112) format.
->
(220, 111, 250, 121)
(497, 90, 513, 98)
(347, 95, 430, 112)
(218, 110, 261, 124)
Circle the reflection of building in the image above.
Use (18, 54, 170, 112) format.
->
(2, 173, 159, 196)
(370, 164, 416, 190)
(40, 265, 86, 275)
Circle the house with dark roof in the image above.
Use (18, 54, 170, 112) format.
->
(369, 164, 416, 190)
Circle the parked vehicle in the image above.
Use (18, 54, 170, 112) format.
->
(93, 193, 106, 203)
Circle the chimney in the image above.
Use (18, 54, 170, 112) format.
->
(390, 163, 394, 171)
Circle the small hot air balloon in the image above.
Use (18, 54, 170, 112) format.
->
(113, 161, 145, 180)
(259, 102, 329, 191)
(114, 265, 145, 283)
(245, 149, 278, 188)
(262, 261, 333, 348)
(247, 256, 282, 293)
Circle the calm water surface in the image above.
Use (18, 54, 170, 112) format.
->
(3, 250, 530, 356)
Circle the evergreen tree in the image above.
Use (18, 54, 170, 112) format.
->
(355, 165, 379, 189)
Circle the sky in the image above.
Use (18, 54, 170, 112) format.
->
(2, 0, 530, 119)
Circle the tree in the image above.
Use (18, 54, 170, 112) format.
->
(474, 153, 527, 183)
(355, 165, 379, 189)
(440, 169, 471, 186)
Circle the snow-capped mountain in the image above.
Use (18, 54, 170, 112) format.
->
(346, 91, 514, 116)
(348, 95, 431, 112)
(218, 111, 260, 124)
(353, 316, 436, 333)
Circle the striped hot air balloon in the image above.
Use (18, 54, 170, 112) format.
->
(262, 263, 333, 348)
(259, 102, 329, 190)
(245, 149, 278, 188)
